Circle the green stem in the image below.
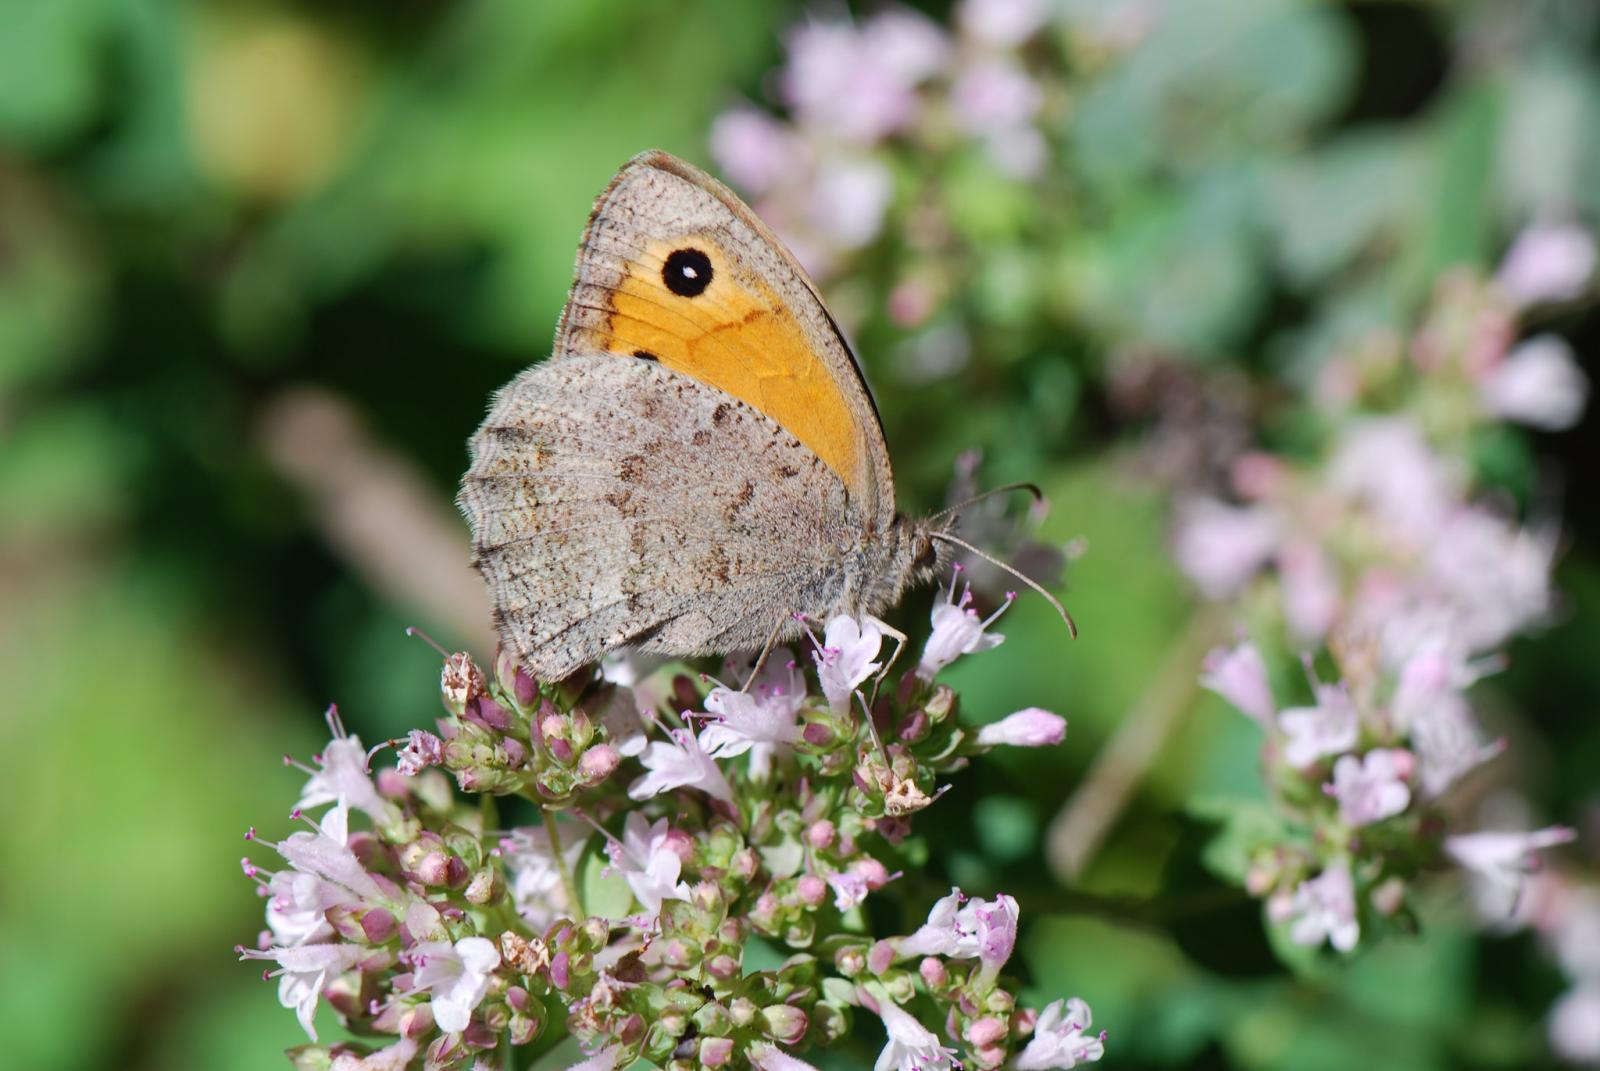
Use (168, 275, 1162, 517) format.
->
(541, 804, 585, 919)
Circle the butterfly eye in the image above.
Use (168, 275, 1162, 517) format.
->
(662, 248, 713, 297)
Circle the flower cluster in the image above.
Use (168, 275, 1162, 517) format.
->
(238, 575, 1102, 1070)
(1176, 236, 1590, 955)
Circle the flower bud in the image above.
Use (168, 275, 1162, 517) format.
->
(868, 940, 895, 976)
(729, 846, 759, 881)
(835, 945, 867, 976)
(728, 997, 758, 1027)
(797, 875, 828, 907)
(659, 1010, 690, 1038)
(967, 1017, 1007, 1047)
(496, 647, 539, 709)
(806, 820, 836, 850)
(924, 684, 956, 723)
(760, 1003, 809, 1045)
(548, 951, 570, 989)
(693, 1001, 733, 1035)
(897, 710, 930, 743)
(706, 954, 740, 981)
(469, 695, 517, 733)
(360, 907, 397, 943)
(465, 866, 501, 905)
(577, 744, 620, 783)
(699, 1037, 735, 1067)
(802, 723, 834, 746)
(920, 957, 947, 989)
(975, 1044, 1007, 1069)
(442, 653, 486, 713)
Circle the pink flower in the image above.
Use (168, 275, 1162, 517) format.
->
(1495, 221, 1596, 308)
(1278, 541, 1340, 643)
(894, 885, 1016, 973)
(750, 1044, 823, 1071)
(957, 0, 1051, 46)
(411, 936, 501, 1033)
(270, 801, 389, 905)
(295, 721, 387, 823)
(782, 13, 946, 144)
(807, 157, 894, 249)
(1200, 641, 1275, 725)
(1278, 685, 1359, 769)
(1014, 997, 1106, 1069)
(1445, 826, 1576, 912)
(604, 812, 691, 916)
(1481, 334, 1589, 431)
(814, 616, 884, 712)
(1286, 863, 1360, 952)
(1327, 418, 1458, 543)
(975, 707, 1066, 748)
(396, 730, 444, 775)
(873, 1000, 958, 1071)
(1549, 983, 1600, 1064)
(951, 60, 1041, 132)
(629, 728, 734, 803)
(500, 820, 588, 929)
(237, 941, 368, 1040)
(1171, 498, 1278, 598)
(699, 655, 806, 779)
(1327, 749, 1412, 826)
(917, 567, 1011, 678)
(709, 108, 800, 196)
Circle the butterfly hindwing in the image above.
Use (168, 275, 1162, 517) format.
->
(460, 354, 862, 680)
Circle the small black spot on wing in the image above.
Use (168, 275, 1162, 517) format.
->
(632, 349, 660, 362)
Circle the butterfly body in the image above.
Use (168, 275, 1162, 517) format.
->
(461, 151, 947, 682)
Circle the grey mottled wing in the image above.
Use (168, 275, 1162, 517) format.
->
(458, 353, 857, 681)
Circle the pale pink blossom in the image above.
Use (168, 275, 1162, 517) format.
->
(1014, 997, 1106, 1069)
(604, 812, 691, 916)
(873, 1000, 958, 1071)
(894, 886, 1016, 973)
(1171, 498, 1278, 598)
(1286, 863, 1360, 952)
(957, 0, 1050, 46)
(500, 820, 588, 929)
(1278, 540, 1341, 643)
(807, 157, 894, 249)
(951, 59, 1041, 132)
(1409, 687, 1498, 796)
(1200, 641, 1275, 725)
(917, 568, 1010, 678)
(1327, 418, 1458, 542)
(974, 707, 1066, 748)
(264, 868, 341, 947)
(1495, 221, 1596, 308)
(270, 800, 390, 905)
(1423, 507, 1554, 655)
(629, 727, 734, 803)
(782, 13, 946, 144)
(296, 728, 387, 823)
(1278, 686, 1359, 769)
(814, 615, 884, 711)
(1481, 334, 1589, 430)
(411, 936, 501, 1033)
(396, 729, 444, 776)
(237, 942, 368, 1040)
(709, 108, 801, 196)
(1549, 983, 1600, 1064)
(750, 1044, 824, 1071)
(1445, 827, 1576, 912)
(699, 656, 805, 779)
(1328, 749, 1413, 826)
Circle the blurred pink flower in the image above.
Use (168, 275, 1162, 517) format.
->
(1481, 334, 1589, 431)
(957, 0, 1050, 46)
(1278, 540, 1340, 643)
(1495, 221, 1596, 308)
(709, 108, 801, 196)
(975, 707, 1066, 748)
(1200, 641, 1275, 725)
(1278, 685, 1359, 769)
(1549, 983, 1600, 1065)
(1171, 498, 1278, 598)
(1446, 826, 1576, 912)
(782, 12, 947, 144)
(807, 157, 894, 249)
(951, 60, 1041, 131)
(1327, 418, 1458, 543)
(1328, 749, 1413, 827)
(1286, 863, 1360, 952)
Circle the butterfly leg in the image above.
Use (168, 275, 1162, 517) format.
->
(739, 614, 792, 693)
(865, 615, 908, 706)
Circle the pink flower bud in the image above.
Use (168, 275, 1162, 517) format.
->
(470, 695, 515, 732)
(417, 852, 452, 886)
(797, 875, 828, 907)
(868, 939, 895, 975)
(546, 736, 574, 764)
(897, 709, 930, 742)
(360, 907, 396, 943)
(707, 954, 740, 980)
(760, 1003, 809, 1045)
(920, 957, 947, 988)
(806, 820, 836, 850)
(967, 1016, 1007, 1047)
(1200, 642, 1275, 725)
(974, 707, 1066, 748)
(700, 1036, 735, 1067)
(803, 722, 834, 746)
(664, 828, 697, 863)
(578, 744, 619, 783)
(855, 857, 891, 889)
(975, 1043, 1007, 1069)
(548, 951, 570, 989)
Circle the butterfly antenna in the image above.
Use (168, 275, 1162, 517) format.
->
(930, 482, 1045, 523)
(929, 531, 1078, 639)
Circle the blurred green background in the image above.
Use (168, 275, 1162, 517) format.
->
(3, 1, 1598, 1069)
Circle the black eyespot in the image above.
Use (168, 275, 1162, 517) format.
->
(662, 248, 713, 297)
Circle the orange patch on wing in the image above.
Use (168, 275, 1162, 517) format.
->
(583, 237, 867, 502)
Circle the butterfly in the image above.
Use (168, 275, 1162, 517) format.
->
(458, 150, 1070, 684)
